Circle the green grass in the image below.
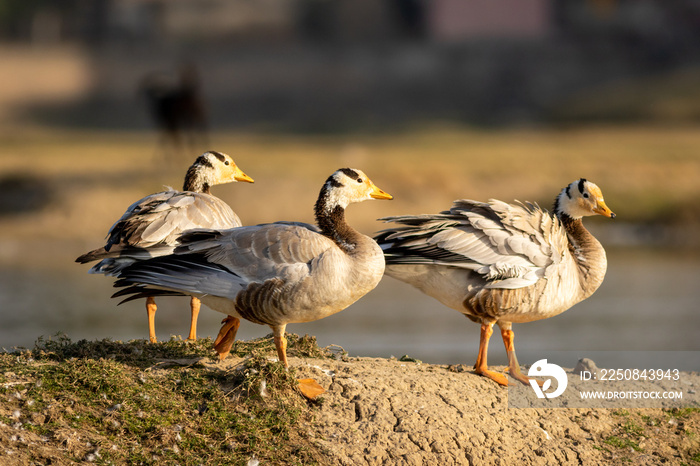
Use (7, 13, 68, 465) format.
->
(0, 334, 332, 465)
(598, 410, 700, 463)
(667, 407, 700, 419)
(621, 420, 644, 437)
(604, 435, 643, 452)
(602, 412, 645, 457)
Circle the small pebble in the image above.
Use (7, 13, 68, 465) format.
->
(107, 403, 122, 413)
(198, 403, 208, 415)
(85, 448, 101, 462)
(573, 358, 599, 377)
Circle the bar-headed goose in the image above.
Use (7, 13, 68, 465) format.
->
(76, 150, 253, 343)
(113, 168, 392, 398)
(375, 179, 614, 386)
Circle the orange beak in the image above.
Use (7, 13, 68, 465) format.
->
(593, 199, 615, 218)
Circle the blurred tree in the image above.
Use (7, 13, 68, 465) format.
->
(0, 0, 110, 44)
(0, 0, 65, 41)
(390, 0, 427, 40)
(590, 0, 617, 19)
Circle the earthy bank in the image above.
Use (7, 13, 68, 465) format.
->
(1, 336, 698, 465)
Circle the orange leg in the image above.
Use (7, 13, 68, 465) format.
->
(271, 325, 290, 367)
(214, 316, 240, 360)
(146, 297, 158, 343)
(274, 334, 289, 368)
(187, 297, 200, 341)
(473, 322, 509, 386)
(270, 325, 325, 399)
(500, 327, 533, 386)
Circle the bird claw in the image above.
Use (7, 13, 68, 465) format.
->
(505, 366, 543, 386)
(475, 367, 510, 387)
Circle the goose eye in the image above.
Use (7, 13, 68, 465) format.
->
(583, 193, 589, 199)
(357, 178, 363, 183)
(224, 160, 230, 166)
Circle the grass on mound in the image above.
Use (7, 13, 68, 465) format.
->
(0, 333, 333, 465)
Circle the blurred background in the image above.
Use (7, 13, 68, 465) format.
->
(0, 0, 699, 367)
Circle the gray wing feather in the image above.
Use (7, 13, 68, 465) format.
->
(115, 256, 248, 300)
(377, 198, 570, 290)
(79, 189, 241, 269)
(181, 223, 335, 283)
(131, 191, 240, 246)
(115, 222, 337, 301)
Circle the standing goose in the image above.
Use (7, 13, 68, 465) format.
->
(375, 179, 614, 386)
(76, 150, 253, 343)
(112, 168, 392, 397)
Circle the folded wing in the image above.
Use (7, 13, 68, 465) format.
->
(114, 222, 337, 301)
(376, 199, 571, 289)
(77, 189, 241, 274)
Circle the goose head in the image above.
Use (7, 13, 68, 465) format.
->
(318, 168, 393, 212)
(555, 178, 615, 220)
(184, 151, 253, 192)
(202, 151, 254, 185)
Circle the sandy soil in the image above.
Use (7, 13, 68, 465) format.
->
(1, 348, 698, 465)
(215, 355, 700, 465)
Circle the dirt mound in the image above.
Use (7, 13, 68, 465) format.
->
(2, 338, 698, 465)
(286, 356, 699, 465)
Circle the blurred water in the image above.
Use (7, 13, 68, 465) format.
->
(1, 248, 699, 369)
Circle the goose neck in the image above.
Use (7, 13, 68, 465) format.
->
(559, 213, 607, 295)
(183, 165, 211, 194)
(314, 194, 360, 253)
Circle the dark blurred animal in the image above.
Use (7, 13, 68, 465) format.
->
(141, 64, 208, 158)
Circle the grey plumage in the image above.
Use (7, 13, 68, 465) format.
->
(76, 150, 253, 342)
(112, 168, 393, 368)
(115, 220, 381, 325)
(78, 189, 243, 275)
(375, 179, 615, 386)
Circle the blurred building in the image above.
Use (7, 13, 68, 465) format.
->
(430, 0, 549, 41)
(2, 0, 700, 129)
(5, 0, 699, 47)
